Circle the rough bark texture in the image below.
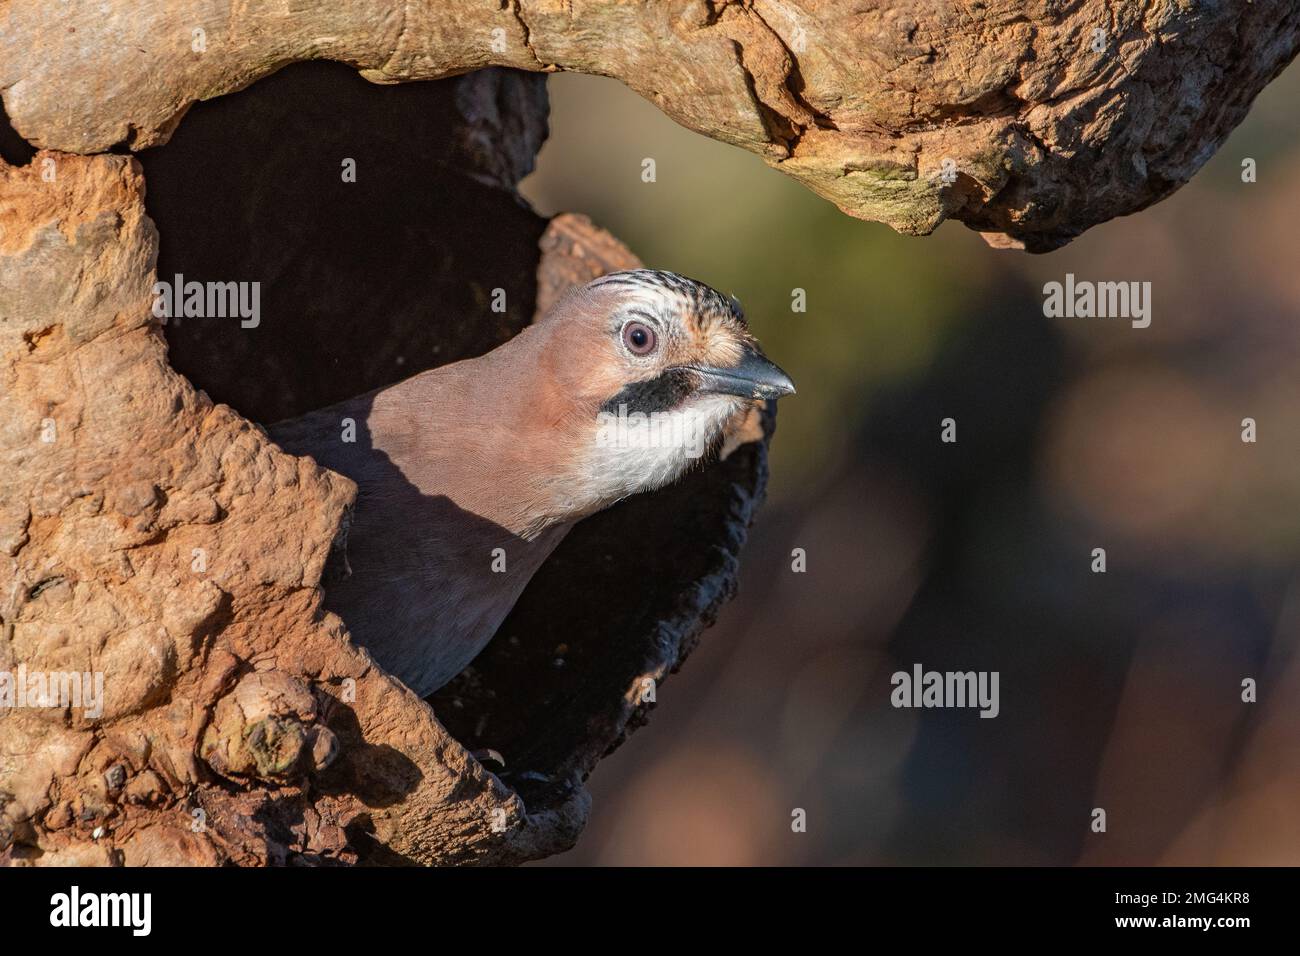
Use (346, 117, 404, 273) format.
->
(2, 1, 1298, 249)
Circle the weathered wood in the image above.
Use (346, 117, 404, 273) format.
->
(2, 1, 1298, 248)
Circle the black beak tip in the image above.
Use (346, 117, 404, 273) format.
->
(766, 372, 796, 399)
(752, 357, 796, 400)
(755, 381, 795, 400)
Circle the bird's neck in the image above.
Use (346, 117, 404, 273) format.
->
(362, 338, 599, 540)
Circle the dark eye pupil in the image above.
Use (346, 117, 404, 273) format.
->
(624, 322, 655, 354)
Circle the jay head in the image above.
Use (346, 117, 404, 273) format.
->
(272, 270, 795, 698)
(550, 270, 795, 511)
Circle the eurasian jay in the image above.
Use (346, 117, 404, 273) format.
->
(270, 270, 795, 698)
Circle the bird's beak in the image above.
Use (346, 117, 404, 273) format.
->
(686, 345, 795, 403)
(683, 345, 796, 400)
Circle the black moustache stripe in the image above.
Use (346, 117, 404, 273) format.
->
(601, 367, 697, 416)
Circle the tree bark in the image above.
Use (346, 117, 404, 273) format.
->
(2, 1, 1298, 249)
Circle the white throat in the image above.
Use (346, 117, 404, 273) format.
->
(582, 395, 746, 505)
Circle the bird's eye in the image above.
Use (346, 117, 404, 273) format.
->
(621, 321, 658, 356)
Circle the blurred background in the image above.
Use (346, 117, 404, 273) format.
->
(522, 64, 1300, 865)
